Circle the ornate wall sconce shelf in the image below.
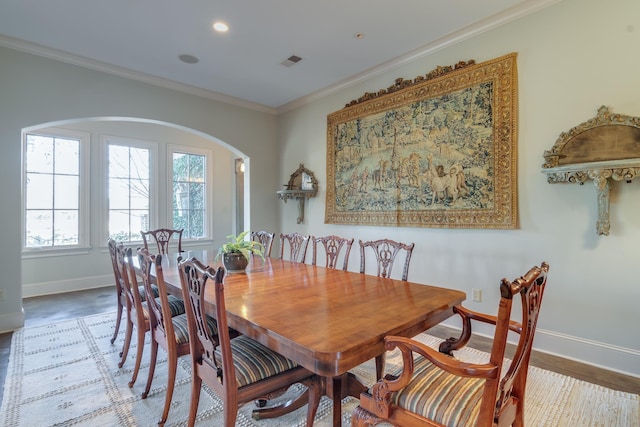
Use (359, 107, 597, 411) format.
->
(542, 106, 640, 235)
(277, 164, 318, 224)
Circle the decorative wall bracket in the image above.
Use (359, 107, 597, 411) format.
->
(277, 164, 318, 224)
(542, 106, 640, 235)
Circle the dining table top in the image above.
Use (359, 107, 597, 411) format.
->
(142, 249, 466, 378)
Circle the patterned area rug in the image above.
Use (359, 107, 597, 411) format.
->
(0, 312, 638, 426)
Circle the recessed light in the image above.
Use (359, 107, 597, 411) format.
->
(354, 33, 365, 39)
(179, 54, 199, 64)
(213, 21, 229, 32)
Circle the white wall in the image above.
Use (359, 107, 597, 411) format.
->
(277, 0, 640, 376)
(0, 46, 282, 331)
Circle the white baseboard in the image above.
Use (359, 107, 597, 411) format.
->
(22, 274, 112, 298)
(534, 328, 640, 379)
(440, 322, 640, 379)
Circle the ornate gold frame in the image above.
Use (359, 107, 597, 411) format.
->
(325, 53, 518, 229)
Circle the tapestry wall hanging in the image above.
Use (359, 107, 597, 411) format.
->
(325, 52, 518, 229)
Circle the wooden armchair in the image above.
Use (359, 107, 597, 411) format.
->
(251, 230, 276, 257)
(352, 262, 550, 427)
(359, 238, 415, 281)
(311, 235, 354, 271)
(178, 257, 321, 426)
(279, 232, 310, 263)
(141, 228, 183, 254)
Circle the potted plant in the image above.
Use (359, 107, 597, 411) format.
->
(216, 231, 265, 273)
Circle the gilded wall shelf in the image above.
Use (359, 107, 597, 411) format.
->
(277, 164, 318, 224)
(542, 106, 640, 235)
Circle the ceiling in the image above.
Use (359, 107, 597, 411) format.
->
(0, 0, 559, 111)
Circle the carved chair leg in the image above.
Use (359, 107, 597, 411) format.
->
(142, 340, 158, 399)
(128, 327, 146, 387)
(375, 353, 386, 380)
(187, 375, 202, 427)
(118, 319, 133, 368)
(352, 405, 384, 427)
(111, 301, 123, 344)
(158, 353, 178, 426)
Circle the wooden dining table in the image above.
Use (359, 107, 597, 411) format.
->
(135, 249, 466, 426)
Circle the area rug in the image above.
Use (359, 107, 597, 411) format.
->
(0, 312, 637, 426)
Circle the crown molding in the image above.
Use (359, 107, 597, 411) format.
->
(0, 34, 277, 115)
(277, 0, 563, 114)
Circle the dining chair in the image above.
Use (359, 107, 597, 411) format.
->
(311, 234, 354, 271)
(107, 238, 127, 345)
(359, 238, 415, 281)
(178, 257, 322, 427)
(107, 238, 160, 346)
(141, 228, 183, 254)
(251, 230, 276, 257)
(137, 248, 217, 426)
(352, 262, 550, 427)
(279, 232, 310, 263)
(359, 238, 415, 379)
(117, 244, 182, 387)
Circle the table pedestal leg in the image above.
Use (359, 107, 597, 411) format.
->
(326, 373, 368, 427)
(332, 376, 342, 426)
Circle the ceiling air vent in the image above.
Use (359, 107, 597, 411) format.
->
(281, 55, 302, 67)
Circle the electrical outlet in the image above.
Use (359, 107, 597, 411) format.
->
(0, 288, 5, 301)
(471, 288, 482, 302)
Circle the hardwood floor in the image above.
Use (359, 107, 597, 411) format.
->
(0, 286, 638, 412)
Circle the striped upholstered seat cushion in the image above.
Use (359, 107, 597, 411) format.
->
(387, 355, 485, 427)
(215, 335, 298, 388)
(142, 294, 185, 319)
(171, 313, 218, 345)
(138, 284, 159, 301)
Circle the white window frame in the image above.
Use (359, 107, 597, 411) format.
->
(21, 127, 90, 256)
(167, 144, 213, 242)
(101, 135, 158, 245)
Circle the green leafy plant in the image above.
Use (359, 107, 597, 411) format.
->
(216, 231, 265, 261)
